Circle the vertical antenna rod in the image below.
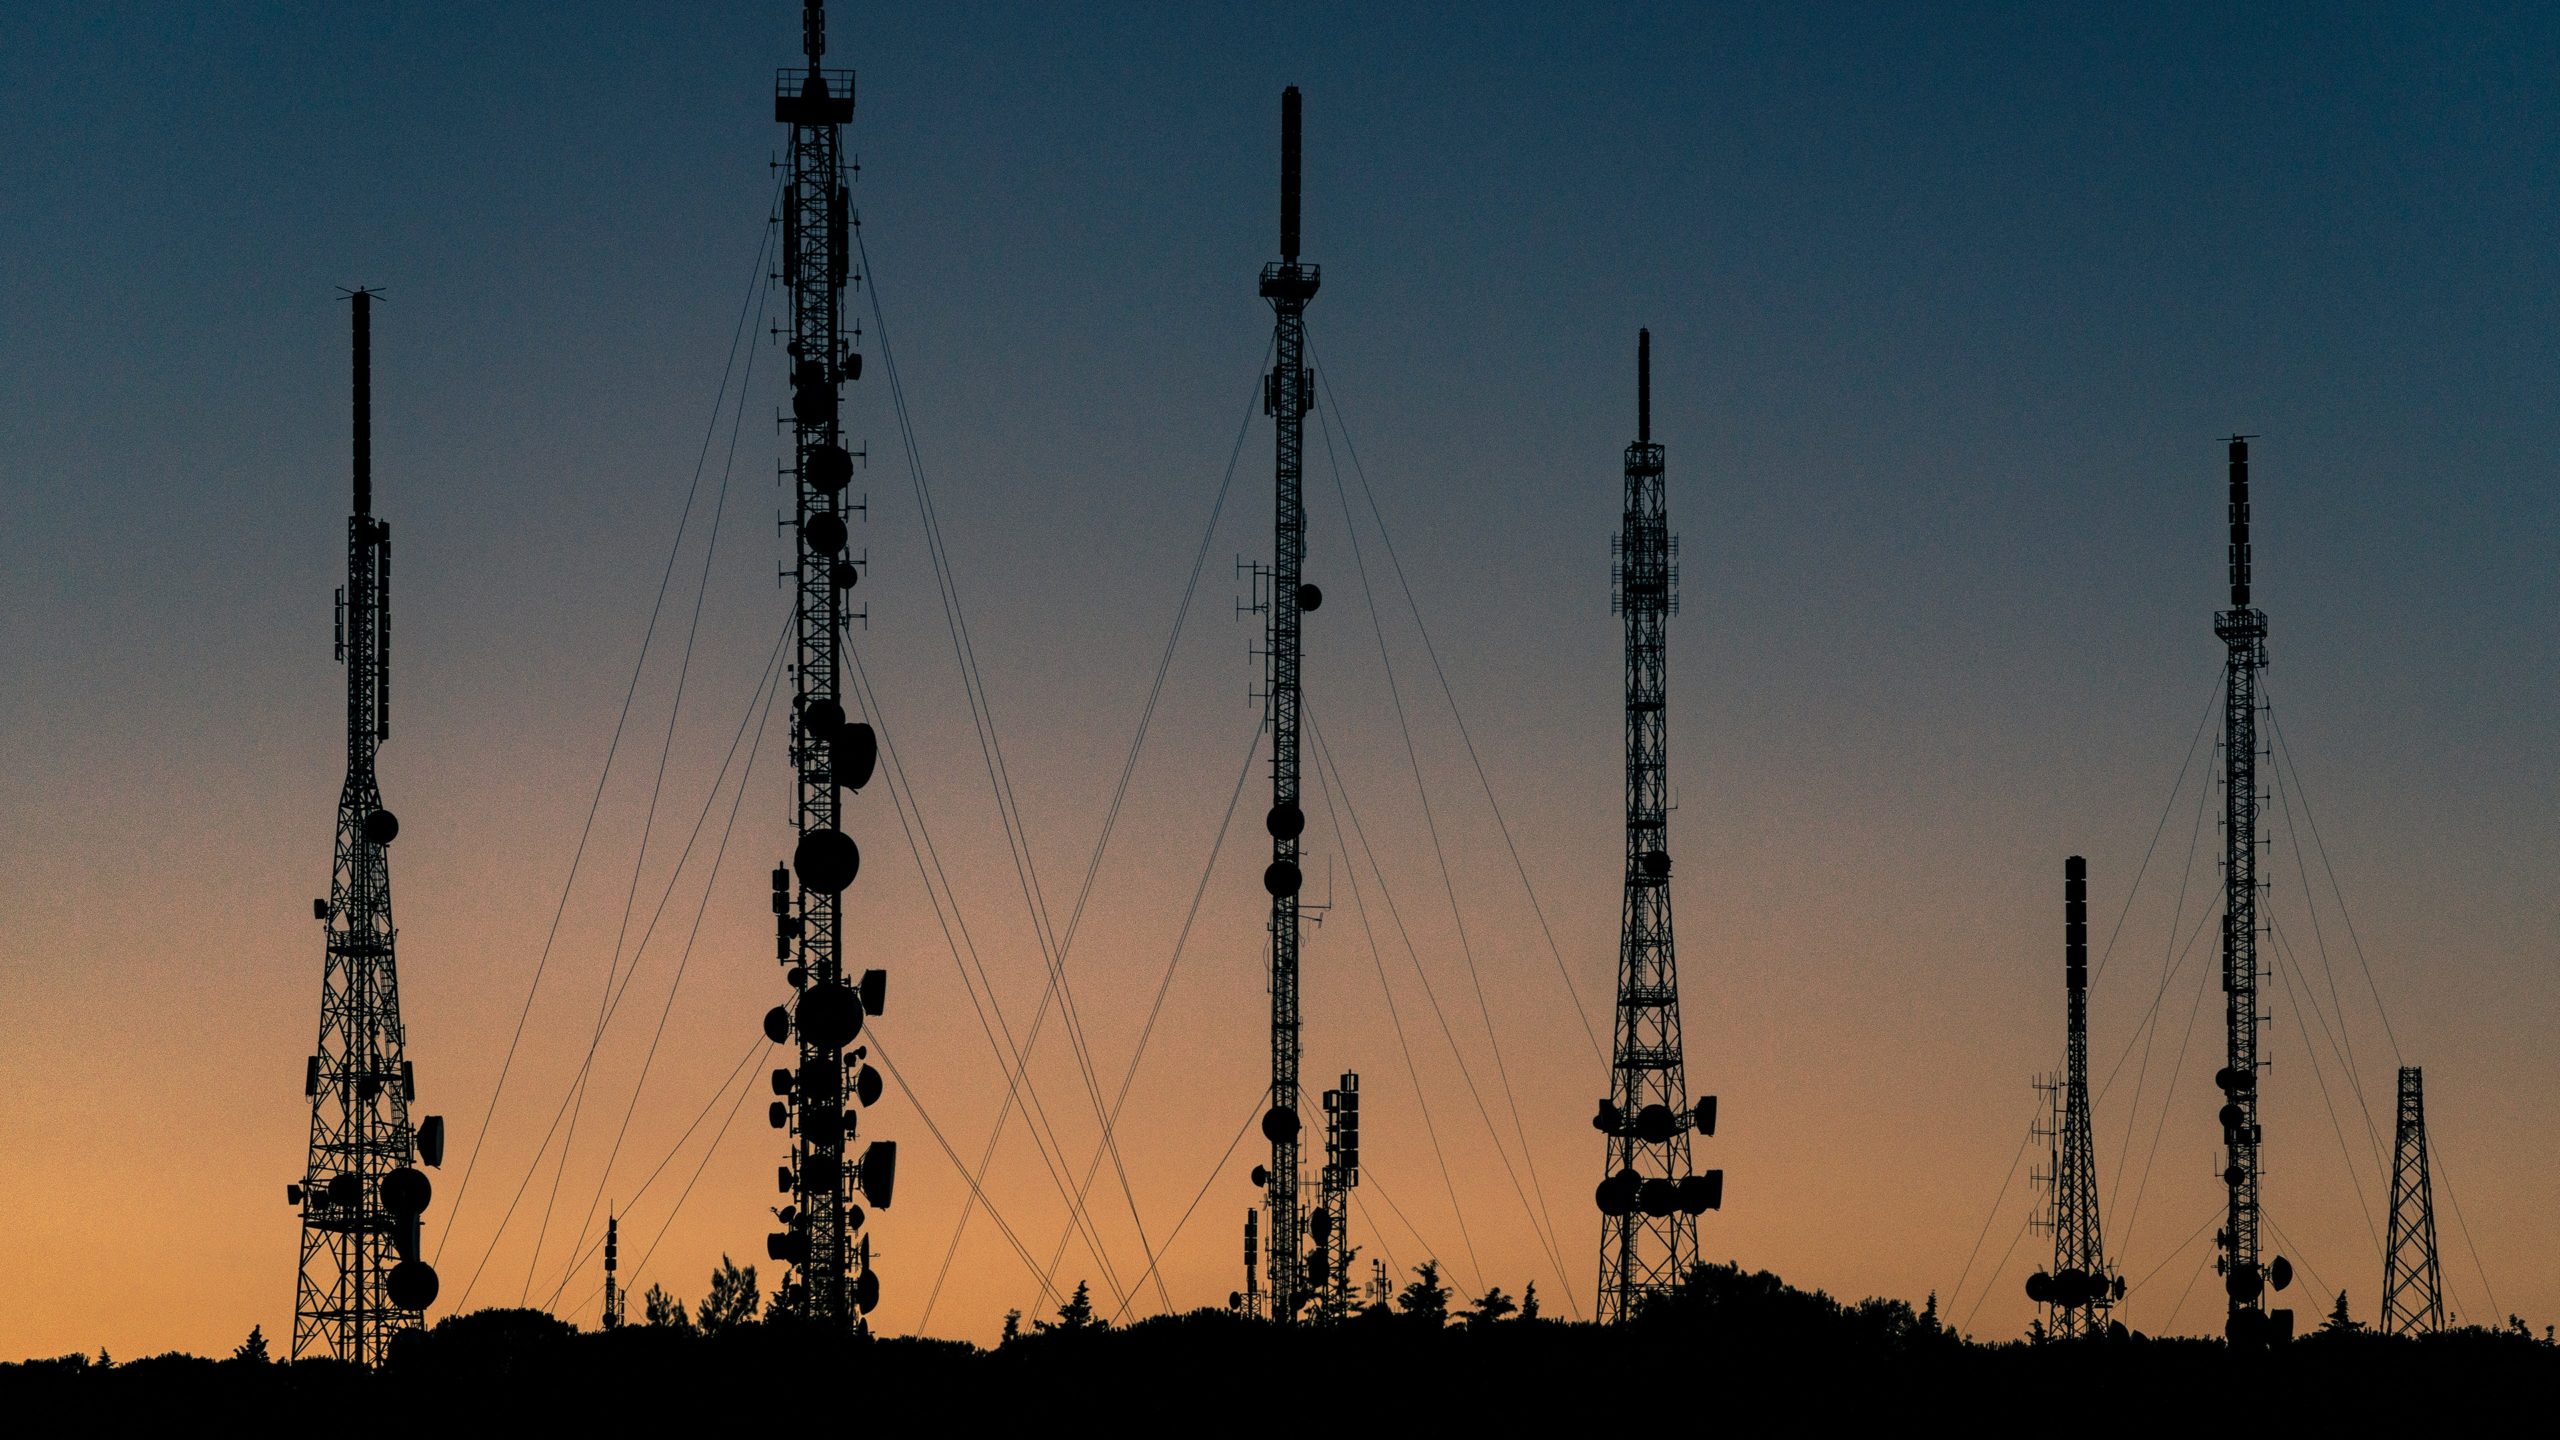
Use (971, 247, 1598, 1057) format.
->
(1594, 328, 1720, 1322)
(2212, 435, 2292, 1346)
(1253, 84, 1321, 1323)
(1638, 327, 1650, 445)
(292, 289, 443, 1365)
(762, 0, 896, 1327)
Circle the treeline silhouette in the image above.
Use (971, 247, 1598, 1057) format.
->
(7, 1261, 2549, 1425)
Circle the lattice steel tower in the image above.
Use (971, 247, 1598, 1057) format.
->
(1250, 84, 1320, 1323)
(2026, 856, 2120, 1335)
(2381, 1065, 2443, 1336)
(1594, 330, 1720, 1322)
(2211, 436, 2293, 1345)
(292, 289, 445, 1364)
(759, 0, 896, 1327)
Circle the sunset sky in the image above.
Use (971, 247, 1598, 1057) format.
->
(3, 2, 2555, 1361)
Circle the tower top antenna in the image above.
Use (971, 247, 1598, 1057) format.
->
(2226, 433, 2255, 609)
(1638, 328, 1651, 445)
(348, 288, 378, 520)
(803, 0, 827, 68)
(1280, 86, 1303, 262)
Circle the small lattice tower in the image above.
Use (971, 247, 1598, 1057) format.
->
(2380, 1065, 2443, 1336)
(291, 289, 445, 1365)
(601, 1212, 624, 1330)
(2026, 856, 2120, 1335)
(1594, 330, 1721, 1322)
(757, 0, 897, 1325)
(1314, 1072, 1361, 1318)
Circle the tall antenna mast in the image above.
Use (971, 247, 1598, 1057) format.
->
(2380, 1065, 2444, 1335)
(2211, 436, 2294, 1345)
(1244, 83, 1322, 1324)
(1594, 329, 1720, 1321)
(291, 289, 444, 1364)
(760, 0, 896, 1326)
(2026, 856, 2120, 1335)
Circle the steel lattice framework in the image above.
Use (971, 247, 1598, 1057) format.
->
(763, 0, 892, 1326)
(2213, 436, 2285, 1345)
(294, 289, 442, 1365)
(1254, 84, 1321, 1323)
(2029, 856, 2117, 1335)
(2381, 1065, 2444, 1336)
(1595, 330, 1718, 1322)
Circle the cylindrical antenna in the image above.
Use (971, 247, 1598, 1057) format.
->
(2227, 436, 2251, 608)
(2064, 854, 2088, 997)
(352, 290, 372, 520)
(1638, 328, 1651, 444)
(1280, 86, 1302, 262)
(803, 0, 826, 66)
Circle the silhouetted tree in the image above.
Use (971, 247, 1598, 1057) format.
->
(1038, 1280, 1100, 1332)
(1397, 1261, 1450, 1326)
(2025, 1318, 2049, 1346)
(642, 1283, 692, 1332)
(2320, 1292, 2362, 1334)
(231, 1325, 270, 1364)
(1919, 1291, 1944, 1338)
(698, 1256, 761, 1333)
(1001, 1308, 1023, 1344)
(1519, 1282, 1541, 1321)
(1466, 1287, 1517, 1325)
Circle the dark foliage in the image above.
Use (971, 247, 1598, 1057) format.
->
(4, 1262, 2549, 1426)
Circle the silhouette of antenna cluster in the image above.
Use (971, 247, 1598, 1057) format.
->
(290, 289, 446, 1365)
(754, 0, 896, 1326)
(1593, 330, 1722, 1321)
(261, 4, 2503, 1359)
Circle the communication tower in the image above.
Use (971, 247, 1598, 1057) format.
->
(2025, 856, 2122, 1335)
(2380, 1066, 2443, 1336)
(1244, 85, 1322, 1323)
(1593, 330, 1721, 1321)
(290, 288, 445, 1365)
(2211, 436, 2296, 1345)
(602, 1212, 624, 1330)
(757, 0, 896, 1325)
(1313, 1072, 1361, 1318)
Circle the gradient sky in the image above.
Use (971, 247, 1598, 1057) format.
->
(3, 2, 2555, 1361)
